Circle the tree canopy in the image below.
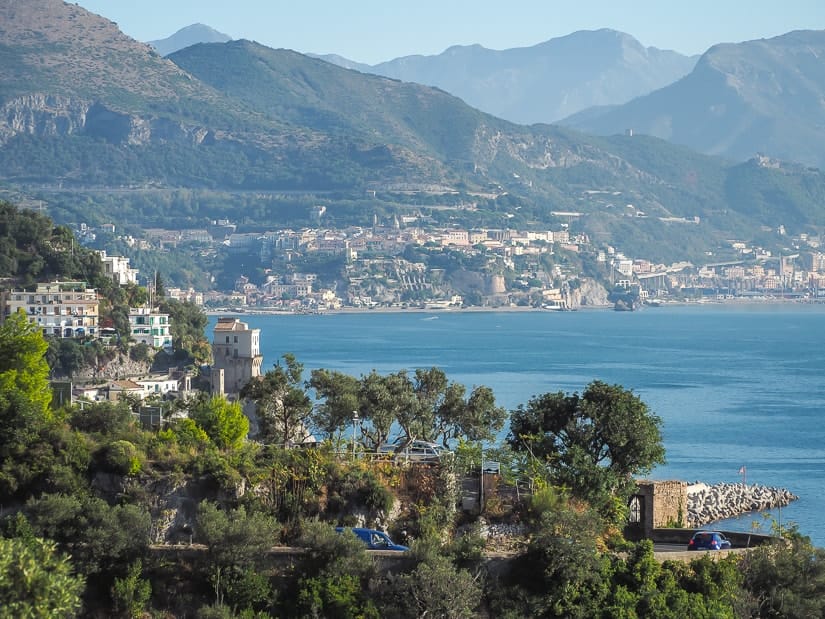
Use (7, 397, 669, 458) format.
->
(508, 380, 666, 519)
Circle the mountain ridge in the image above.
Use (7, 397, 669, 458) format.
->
(317, 28, 698, 124)
(1, 1, 824, 264)
(560, 29, 825, 168)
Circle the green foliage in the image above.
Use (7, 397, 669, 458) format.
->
(167, 417, 210, 448)
(128, 342, 151, 363)
(739, 536, 825, 618)
(377, 553, 482, 619)
(0, 201, 108, 287)
(0, 536, 85, 619)
(0, 311, 52, 416)
(241, 354, 313, 446)
(189, 395, 250, 450)
(508, 380, 665, 522)
(158, 298, 210, 363)
(292, 521, 378, 618)
(25, 493, 151, 578)
(100, 439, 143, 476)
(195, 502, 278, 610)
(111, 559, 152, 619)
(69, 401, 135, 436)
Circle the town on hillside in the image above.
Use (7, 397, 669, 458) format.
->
(69, 215, 825, 314)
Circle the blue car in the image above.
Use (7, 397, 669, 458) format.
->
(687, 530, 732, 550)
(335, 527, 408, 551)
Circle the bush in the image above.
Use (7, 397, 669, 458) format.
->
(129, 342, 151, 363)
(102, 440, 142, 476)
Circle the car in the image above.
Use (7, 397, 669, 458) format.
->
(687, 530, 732, 551)
(377, 439, 451, 463)
(335, 527, 408, 551)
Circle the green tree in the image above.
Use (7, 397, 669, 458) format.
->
(308, 368, 361, 439)
(739, 534, 825, 618)
(195, 502, 278, 611)
(240, 354, 312, 446)
(0, 536, 85, 619)
(508, 381, 665, 519)
(498, 503, 609, 618)
(378, 553, 482, 619)
(189, 394, 249, 450)
(25, 494, 151, 578)
(0, 311, 52, 415)
(111, 559, 152, 619)
(292, 521, 378, 618)
(356, 370, 412, 449)
(159, 298, 210, 363)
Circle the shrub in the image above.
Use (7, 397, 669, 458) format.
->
(102, 440, 142, 476)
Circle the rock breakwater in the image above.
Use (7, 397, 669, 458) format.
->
(687, 482, 798, 527)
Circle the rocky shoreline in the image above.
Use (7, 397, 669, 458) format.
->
(687, 482, 798, 528)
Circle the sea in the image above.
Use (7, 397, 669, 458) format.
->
(207, 304, 825, 546)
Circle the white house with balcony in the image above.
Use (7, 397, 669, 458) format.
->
(98, 250, 139, 285)
(128, 307, 173, 349)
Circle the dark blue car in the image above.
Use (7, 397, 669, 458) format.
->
(687, 530, 732, 550)
(335, 527, 408, 551)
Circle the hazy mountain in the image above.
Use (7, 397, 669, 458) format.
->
(1, 0, 824, 262)
(148, 23, 232, 56)
(319, 30, 698, 124)
(561, 30, 825, 169)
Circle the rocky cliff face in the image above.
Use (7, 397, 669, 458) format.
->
(0, 94, 89, 144)
(0, 94, 211, 147)
(568, 278, 610, 308)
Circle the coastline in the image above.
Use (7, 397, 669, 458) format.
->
(204, 297, 824, 317)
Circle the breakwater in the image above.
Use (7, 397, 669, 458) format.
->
(687, 482, 798, 528)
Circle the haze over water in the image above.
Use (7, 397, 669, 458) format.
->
(210, 304, 825, 546)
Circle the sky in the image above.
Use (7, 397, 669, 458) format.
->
(74, 0, 825, 65)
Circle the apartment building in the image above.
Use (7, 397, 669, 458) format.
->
(3, 281, 99, 338)
(129, 307, 173, 349)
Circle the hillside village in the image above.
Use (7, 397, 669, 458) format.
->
(69, 214, 825, 315)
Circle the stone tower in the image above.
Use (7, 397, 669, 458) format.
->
(210, 317, 263, 396)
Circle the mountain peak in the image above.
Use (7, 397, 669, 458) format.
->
(148, 23, 232, 56)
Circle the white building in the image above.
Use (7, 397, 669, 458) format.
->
(3, 281, 99, 338)
(129, 307, 173, 349)
(98, 250, 139, 285)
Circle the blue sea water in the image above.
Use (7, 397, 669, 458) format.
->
(208, 305, 825, 546)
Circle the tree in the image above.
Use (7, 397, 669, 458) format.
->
(0, 311, 52, 415)
(111, 559, 152, 619)
(356, 370, 413, 449)
(195, 502, 278, 610)
(0, 536, 85, 619)
(25, 494, 151, 578)
(292, 521, 378, 618)
(508, 381, 665, 519)
(378, 553, 482, 619)
(189, 394, 249, 450)
(240, 354, 312, 446)
(739, 533, 825, 618)
(158, 298, 210, 363)
(308, 368, 361, 439)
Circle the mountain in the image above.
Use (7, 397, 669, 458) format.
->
(319, 30, 697, 124)
(561, 30, 825, 169)
(148, 23, 232, 56)
(1, 0, 824, 263)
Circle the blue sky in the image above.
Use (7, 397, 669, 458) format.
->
(75, 0, 825, 64)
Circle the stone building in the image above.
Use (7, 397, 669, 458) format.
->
(210, 317, 263, 396)
(626, 480, 688, 540)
